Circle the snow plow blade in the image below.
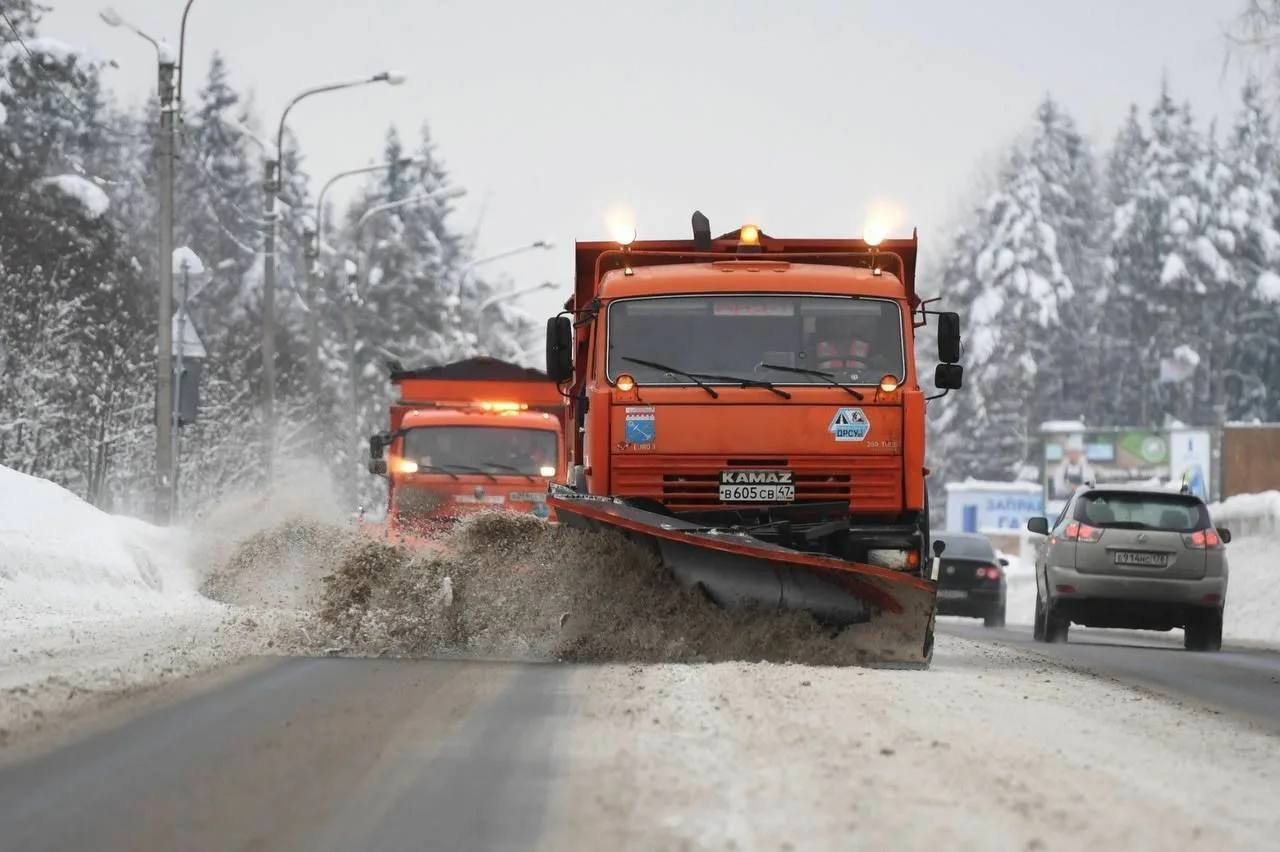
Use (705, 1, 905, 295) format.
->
(548, 489, 937, 665)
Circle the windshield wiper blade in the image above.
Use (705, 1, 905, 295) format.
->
(758, 363, 865, 400)
(413, 464, 460, 480)
(481, 460, 538, 482)
(441, 464, 499, 482)
(692, 373, 792, 399)
(620, 356, 719, 398)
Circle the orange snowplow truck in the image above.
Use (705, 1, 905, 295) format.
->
(367, 357, 564, 537)
(545, 214, 964, 663)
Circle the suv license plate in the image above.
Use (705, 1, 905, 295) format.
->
(718, 470, 795, 503)
(1114, 551, 1169, 567)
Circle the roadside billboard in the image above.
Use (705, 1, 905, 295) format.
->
(1043, 429, 1178, 516)
(945, 480, 1044, 533)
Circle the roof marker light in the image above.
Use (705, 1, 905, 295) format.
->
(739, 224, 761, 246)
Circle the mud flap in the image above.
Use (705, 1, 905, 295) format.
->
(550, 489, 937, 665)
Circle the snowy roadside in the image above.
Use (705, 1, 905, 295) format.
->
(556, 635, 1280, 851)
(0, 466, 328, 747)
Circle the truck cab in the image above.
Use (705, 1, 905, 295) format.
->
(368, 357, 564, 538)
(546, 221, 962, 574)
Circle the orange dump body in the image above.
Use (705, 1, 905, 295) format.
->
(376, 357, 564, 539)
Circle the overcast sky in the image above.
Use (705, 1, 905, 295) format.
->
(50, 0, 1253, 320)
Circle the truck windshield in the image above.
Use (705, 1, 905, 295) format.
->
(401, 426, 557, 476)
(607, 295, 905, 386)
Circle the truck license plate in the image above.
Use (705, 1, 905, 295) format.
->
(718, 470, 795, 503)
(1114, 551, 1168, 567)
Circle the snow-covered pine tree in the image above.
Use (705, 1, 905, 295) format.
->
(1216, 77, 1280, 420)
(1105, 83, 1218, 426)
(931, 97, 1100, 483)
(0, 21, 150, 504)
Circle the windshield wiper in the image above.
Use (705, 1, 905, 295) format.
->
(620, 356, 719, 398)
(692, 373, 792, 399)
(411, 464, 460, 480)
(440, 464, 499, 482)
(481, 461, 538, 482)
(758, 363, 865, 400)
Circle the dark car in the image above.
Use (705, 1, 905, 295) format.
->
(1026, 486, 1230, 651)
(933, 532, 1007, 627)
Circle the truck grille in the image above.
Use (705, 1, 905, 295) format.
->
(611, 455, 902, 513)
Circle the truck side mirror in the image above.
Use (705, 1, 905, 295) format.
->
(369, 432, 392, 459)
(368, 458, 387, 476)
(934, 363, 963, 390)
(937, 311, 961, 364)
(1027, 516, 1049, 536)
(546, 316, 573, 383)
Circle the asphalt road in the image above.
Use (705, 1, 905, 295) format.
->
(4, 629, 1280, 851)
(940, 619, 1280, 732)
(0, 658, 575, 852)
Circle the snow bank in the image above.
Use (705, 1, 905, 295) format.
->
(0, 465, 202, 616)
(1210, 491, 1280, 538)
(36, 175, 110, 219)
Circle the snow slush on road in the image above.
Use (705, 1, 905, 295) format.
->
(312, 512, 917, 666)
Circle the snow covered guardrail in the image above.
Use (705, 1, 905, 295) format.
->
(1209, 491, 1280, 539)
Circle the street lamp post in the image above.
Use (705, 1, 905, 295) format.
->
(303, 157, 423, 400)
(99, 4, 193, 522)
(260, 71, 406, 481)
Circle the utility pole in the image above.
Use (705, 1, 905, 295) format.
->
(302, 223, 322, 405)
(261, 157, 278, 481)
(171, 259, 189, 518)
(156, 56, 177, 521)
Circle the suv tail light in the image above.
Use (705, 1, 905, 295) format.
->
(1063, 521, 1103, 543)
(1182, 529, 1222, 549)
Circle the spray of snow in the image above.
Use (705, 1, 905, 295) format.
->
(35, 175, 110, 219)
(318, 512, 909, 665)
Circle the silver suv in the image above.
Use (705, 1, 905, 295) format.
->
(1026, 486, 1230, 651)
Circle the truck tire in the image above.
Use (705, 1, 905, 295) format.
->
(1184, 609, 1223, 652)
(1033, 595, 1046, 641)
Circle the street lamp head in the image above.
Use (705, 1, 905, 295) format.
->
(539, 281, 558, 291)
(98, 6, 123, 26)
(376, 70, 408, 86)
(532, 240, 553, 250)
